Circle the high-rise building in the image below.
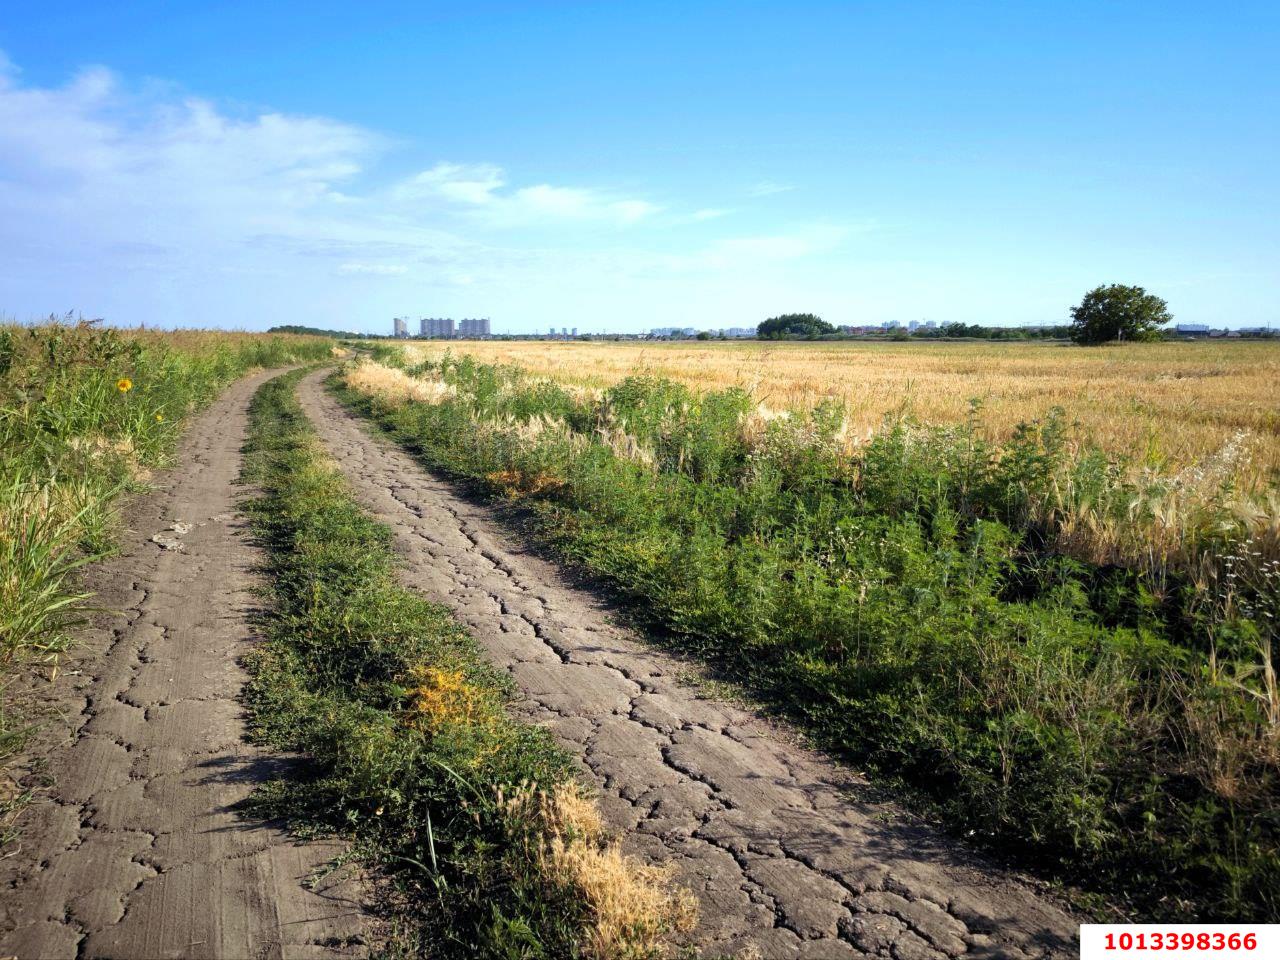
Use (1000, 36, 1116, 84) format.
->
(393, 317, 409, 338)
(458, 317, 491, 338)
(421, 317, 455, 338)
(570, 327, 577, 337)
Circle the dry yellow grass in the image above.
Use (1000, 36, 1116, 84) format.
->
(544, 785, 697, 960)
(344, 358, 456, 406)
(401, 339, 1280, 490)
(499, 782, 698, 959)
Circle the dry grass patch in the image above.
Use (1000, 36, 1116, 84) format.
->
(344, 358, 456, 406)
(503, 783, 698, 959)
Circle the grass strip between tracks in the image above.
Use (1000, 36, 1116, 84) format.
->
(240, 369, 694, 959)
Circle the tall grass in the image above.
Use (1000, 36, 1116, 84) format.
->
(340, 354, 1280, 921)
(241, 371, 694, 957)
(0, 319, 333, 822)
(400, 338, 1280, 492)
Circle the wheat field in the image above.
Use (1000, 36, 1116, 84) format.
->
(401, 339, 1280, 489)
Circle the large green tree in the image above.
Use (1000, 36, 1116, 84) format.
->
(757, 313, 835, 338)
(1069, 284, 1171, 344)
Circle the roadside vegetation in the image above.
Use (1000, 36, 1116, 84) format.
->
(339, 350, 1280, 921)
(0, 318, 333, 836)
(241, 370, 694, 958)
(398, 338, 1280, 489)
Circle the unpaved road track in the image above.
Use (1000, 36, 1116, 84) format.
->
(299, 370, 1079, 960)
(1, 369, 367, 960)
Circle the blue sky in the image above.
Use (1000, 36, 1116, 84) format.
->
(1, 1, 1276, 333)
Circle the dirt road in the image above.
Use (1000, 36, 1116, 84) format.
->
(297, 370, 1079, 959)
(1, 369, 367, 960)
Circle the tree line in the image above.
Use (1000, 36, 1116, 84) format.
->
(755, 285, 1180, 345)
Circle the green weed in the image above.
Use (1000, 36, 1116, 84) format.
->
(241, 370, 694, 958)
(0, 318, 334, 834)
(338, 354, 1280, 921)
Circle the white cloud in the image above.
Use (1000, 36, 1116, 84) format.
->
(513, 183, 594, 218)
(609, 199, 661, 224)
(338, 262, 410, 275)
(399, 167, 661, 226)
(0, 54, 854, 332)
(398, 162, 506, 205)
(748, 180, 796, 197)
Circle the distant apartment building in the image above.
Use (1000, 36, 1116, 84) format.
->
(404, 317, 492, 338)
(393, 317, 409, 338)
(420, 317, 455, 338)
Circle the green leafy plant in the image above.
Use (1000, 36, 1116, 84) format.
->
(241, 370, 694, 958)
(337, 353, 1279, 920)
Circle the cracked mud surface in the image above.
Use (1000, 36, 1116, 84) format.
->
(300, 370, 1080, 960)
(1, 369, 368, 960)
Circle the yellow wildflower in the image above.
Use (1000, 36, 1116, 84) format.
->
(155, 413, 164, 422)
(116, 378, 132, 393)
(403, 666, 485, 729)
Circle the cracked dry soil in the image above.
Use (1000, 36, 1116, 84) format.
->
(298, 370, 1080, 960)
(0, 366, 1082, 960)
(1, 369, 368, 960)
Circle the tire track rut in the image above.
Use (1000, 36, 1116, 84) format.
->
(298, 369, 1079, 960)
(1, 368, 368, 960)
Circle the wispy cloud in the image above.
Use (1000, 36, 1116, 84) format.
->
(678, 225, 851, 270)
(337, 262, 410, 275)
(398, 162, 507, 205)
(398, 162, 661, 226)
(0, 55, 853, 330)
(747, 180, 796, 197)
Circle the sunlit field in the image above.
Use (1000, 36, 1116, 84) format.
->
(402, 339, 1280, 491)
(342, 343, 1280, 918)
